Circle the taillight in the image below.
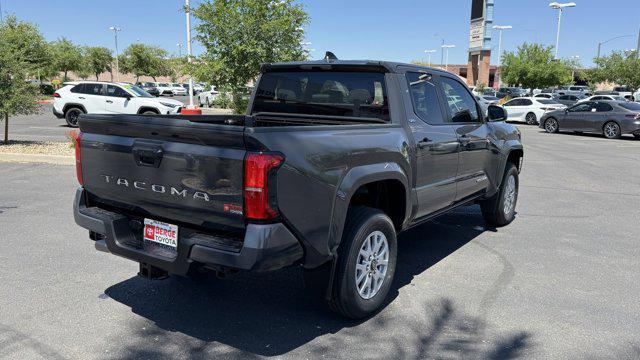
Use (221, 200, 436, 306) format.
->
(74, 132, 83, 185)
(53, 92, 61, 98)
(243, 152, 284, 220)
(625, 113, 640, 120)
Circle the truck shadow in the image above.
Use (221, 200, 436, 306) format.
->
(105, 205, 530, 358)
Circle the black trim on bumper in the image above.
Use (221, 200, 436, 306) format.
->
(53, 107, 64, 119)
(73, 188, 304, 275)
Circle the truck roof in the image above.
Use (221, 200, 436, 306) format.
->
(261, 59, 453, 76)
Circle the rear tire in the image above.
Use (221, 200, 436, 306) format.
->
(480, 163, 519, 227)
(525, 112, 537, 125)
(64, 107, 84, 127)
(603, 121, 621, 139)
(544, 117, 559, 133)
(633, 134, 640, 140)
(328, 207, 397, 319)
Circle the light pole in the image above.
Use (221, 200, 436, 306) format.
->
(176, 43, 183, 57)
(109, 26, 121, 81)
(424, 50, 436, 67)
(492, 25, 512, 91)
(596, 34, 634, 59)
(441, 45, 455, 71)
(184, 0, 196, 111)
(549, 2, 576, 59)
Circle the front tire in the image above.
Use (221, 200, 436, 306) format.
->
(544, 118, 559, 133)
(64, 107, 84, 127)
(525, 112, 537, 125)
(603, 121, 621, 139)
(480, 163, 519, 227)
(633, 134, 640, 140)
(328, 207, 397, 319)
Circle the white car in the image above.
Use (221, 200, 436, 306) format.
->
(577, 94, 628, 103)
(502, 97, 566, 125)
(612, 86, 633, 100)
(197, 85, 219, 107)
(154, 82, 176, 96)
(170, 83, 188, 96)
(53, 81, 183, 127)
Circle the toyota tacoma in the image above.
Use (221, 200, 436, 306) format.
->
(73, 58, 523, 318)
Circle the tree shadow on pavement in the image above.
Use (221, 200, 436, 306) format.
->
(105, 205, 532, 358)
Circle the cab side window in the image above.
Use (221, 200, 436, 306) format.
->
(440, 77, 480, 123)
(405, 72, 445, 124)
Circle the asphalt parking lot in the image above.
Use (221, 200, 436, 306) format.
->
(1, 124, 639, 359)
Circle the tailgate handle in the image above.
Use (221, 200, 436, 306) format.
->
(133, 147, 163, 168)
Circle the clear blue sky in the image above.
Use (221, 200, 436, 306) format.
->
(2, 0, 639, 66)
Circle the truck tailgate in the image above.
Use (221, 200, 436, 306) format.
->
(78, 114, 247, 233)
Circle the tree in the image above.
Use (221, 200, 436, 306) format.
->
(51, 37, 82, 81)
(85, 46, 113, 80)
(118, 44, 168, 82)
(193, 0, 309, 113)
(501, 43, 573, 91)
(586, 50, 640, 93)
(0, 15, 49, 144)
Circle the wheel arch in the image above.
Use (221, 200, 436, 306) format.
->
(137, 106, 160, 114)
(327, 163, 410, 258)
(62, 103, 87, 115)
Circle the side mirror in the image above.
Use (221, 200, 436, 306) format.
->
(487, 104, 507, 122)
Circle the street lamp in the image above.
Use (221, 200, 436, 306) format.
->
(176, 43, 183, 57)
(596, 34, 634, 59)
(424, 50, 436, 67)
(441, 44, 455, 71)
(184, 0, 196, 111)
(109, 26, 121, 81)
(549, 2, 576, 59)
(492, 25, 512, 91)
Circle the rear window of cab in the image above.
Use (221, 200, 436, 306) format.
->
(252, 71, 390, 121)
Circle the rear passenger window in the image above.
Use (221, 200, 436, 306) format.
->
(595, 103, 613, 112)
(405, 72, 445, 124)
(70, 84, 85, 93)
(85, 83, 104, 95)
(440, 77, 480, 123)
(521, 99, 533, 106)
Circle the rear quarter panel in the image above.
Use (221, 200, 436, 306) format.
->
(246, 124, 411, 267)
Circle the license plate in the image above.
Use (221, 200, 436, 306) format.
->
(143, 219, 178, 249)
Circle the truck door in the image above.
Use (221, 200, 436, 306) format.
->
(403, 72, 460, 218)
(438, 76, 493, 201)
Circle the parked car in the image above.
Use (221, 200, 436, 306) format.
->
(502, 97, 566, 124)
(634, 89, 640, 103)
(578, 94, 628, 103)
(53, 81, 183, 127)
(136, 82, 160, 97)
(171, 83, 188, 96)
(497, 87, 526, 99)
(612, 86, 633, 100)
(72, 60, 523, 319)
(540, 101, 640, 139)
(555, 94, 585, 106)
(474, 94, 499, 114)
(39, 83, 55, 96)
(553, 85, 590, 97)
(154, 83, 175, 97)
(197, 85, 219, 107)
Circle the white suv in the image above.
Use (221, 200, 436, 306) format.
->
(53, 81, 183, 127)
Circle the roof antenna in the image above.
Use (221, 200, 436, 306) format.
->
(324, 51, 338, 61)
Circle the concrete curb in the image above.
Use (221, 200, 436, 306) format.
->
(0, 152, 74, 166)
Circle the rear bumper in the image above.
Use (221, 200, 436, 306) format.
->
(53, 106, 64, 119)
(73, 188, 304, 275)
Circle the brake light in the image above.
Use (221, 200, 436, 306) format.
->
(74, 132, 83, 185)
(53, 92, 61, 98)
(244, 152, 284, 220)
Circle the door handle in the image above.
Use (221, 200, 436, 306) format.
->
(106, 100, 113, 104)
(459, 135, 471, 145)
(417, 138, 435, 149)
(78, 97, 85, 99)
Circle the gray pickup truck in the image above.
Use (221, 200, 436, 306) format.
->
(73, 59, 523, 318)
